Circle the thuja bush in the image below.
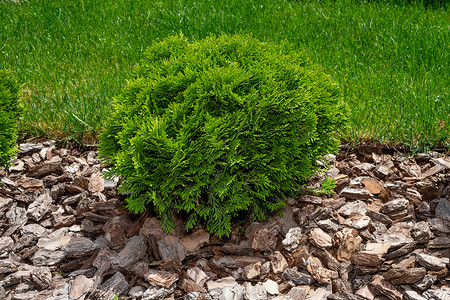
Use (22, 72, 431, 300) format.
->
(0, 70, 22, 169)
(100, 34, 348, 237)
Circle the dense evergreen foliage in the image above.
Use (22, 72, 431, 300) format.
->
(100, 35, 348, 237)
(0, 70, 21, 169)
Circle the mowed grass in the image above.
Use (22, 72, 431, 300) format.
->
(0, 0, 448, 148)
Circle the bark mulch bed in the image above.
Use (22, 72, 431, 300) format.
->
(0, 141, 449, 300)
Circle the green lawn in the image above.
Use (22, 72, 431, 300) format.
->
(1, 0, 448, 149)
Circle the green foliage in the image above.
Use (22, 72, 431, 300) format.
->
(0, 70, 22, 169)
(100, 34, 348, 237)
(315, 177, 337, 195)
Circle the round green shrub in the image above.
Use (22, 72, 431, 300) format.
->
(100, 34, 348, 237)
(0, 70, 22, 169)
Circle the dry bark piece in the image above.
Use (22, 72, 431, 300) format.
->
(422, 164, 445, 178)
(304, 255, 338, 284)
(355, 285, 375, 300)
(69, 275, 94, 300)
(17, 177, 44, 190)
(10, 291, 38, 299)
(135, 285, 176, 300)
(62, 237, 100, 258)
(428, 267, 449, 279)
(181, 279, 207, 294)
(298, 195, 323, 205)
(0, 236, 13, 253)
(113, 235, 148, 269)
(62, 192, 86, 205)
(53, 215, 76, 229)
(310, 227, 333, 249)
(243, 261, 261, 279)
(28, 162, 64, 178)
(411, 221, 432, 243)
(278, 285, 300, 298)
(215, 255, 263, 269)
(31, 249, 65, 266)
(243, 282, 267, 299)
(84, 211, 110, 222)
(89, 199, 120, 211)
(282, 268, 314, 285)
(368, 274, 402, 300)
(414, 274, 438, 292)
(344, 214, 371, 230)
(375, 222, 414, 248)
(88, 172, 105, 194)
(353, 163, 375, 174)
(431, 157, 450, 169)
(428, 236, 450, 249)
(391, 256, 416, 270)
(363, 242, 390, 257)
(322, 198, 346, 210)
(435, 198, 450, 220)
(317, 219, 340, 233)
(270, 251, 288, 274)
(351, 252, 383, 267)
(37, 235, 71, 251)
(384, 242, 417, 261)
(375, 160, 394, 177)
(251, 228, 277, 251)
(181, 231, 210, 253)
(100, 271, 129, 296)
(268, 201, 296, 236)
(340, 188, 373, 200)
(312, 248, 340, 272)
(186, 267, 209, 287)
(19, 143, 44, 155)
(92, 248, 117, 269)
(245, 221, 280, 241)
(102, 223, 127, 251)
(422, 288, 450, 300)
(0, 196, 13, 212)
(331, 278, 352, 294)
(9, 159, 25, 172)
(383, 267, 426, 284)
(4, 205, 28, 236)
(282, 227, 303, 252)
(416, 253, 449, 271)
(206, 276, 237, 291)
(65, 184, 84, 194)
(381, 198, 409, 215)
(20, 223, 49, 238)
(334, 229, 362, 261)
(25, 191, 52, 222)
(338, 201, 367, 217)
(306, 287, 331, 300)
(157, 235, 187, 263)
(72, 175, 89, 190)
(366, 209, 392, 226)
(140, 217, 167, 260)
(328, 293, 367, 300)
(30, 266, 52, 290)
(3, 269, 33, 287)
(261, 279, 278, 296)
(362, 177, 388, 197)
(403, 290, 428, 300)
